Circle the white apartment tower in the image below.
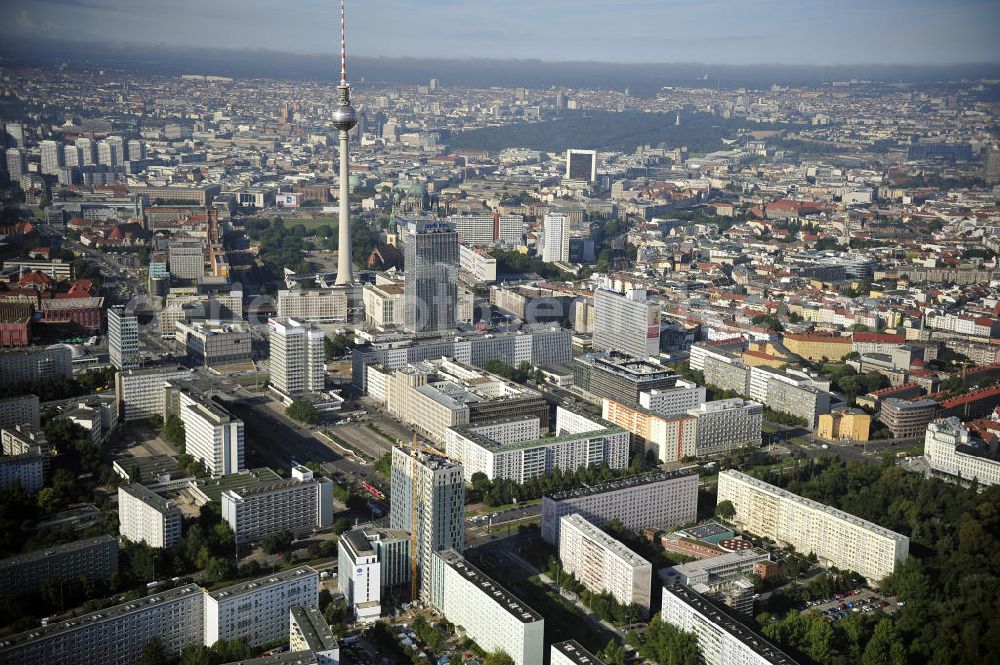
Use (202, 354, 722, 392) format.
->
(118, 483, 182, 548)
(268, 317, 326, 398)
(179, 389, 244, 476)
(542, 213, 571, 263)
(389, 446, 466, 599)
(593, 284, 661, 360)
(108, 306, 140, 371)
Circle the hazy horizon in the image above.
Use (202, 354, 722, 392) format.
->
(3, 0, 999, 66)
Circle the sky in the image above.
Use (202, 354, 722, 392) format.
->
(3, 0, 1000, 65)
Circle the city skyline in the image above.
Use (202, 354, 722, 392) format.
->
(3, 0, 999, 66)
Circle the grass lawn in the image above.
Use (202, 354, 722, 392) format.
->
(285, 217, 340, 232)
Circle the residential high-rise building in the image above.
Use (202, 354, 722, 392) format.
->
(118, 483, 183, 548)
(203, 566, 319, 647)
(0, 583, 204, 665)
(661, 585, 798, 665)
(565, 149, 597, 182)
(551, 641, 607, 665)
(108, 305, 140, 371)
(268, 317, 326, 399)
(126, 138, 145, 162)
(558, 514, 653, 615)
(289, 605, 340, 665)
(402, 217, 458, 333)
(717, 470, 909, 582)
(593, 285, 661, 360)
(75, 137, 96, 165)
(5, 148, 25, 179)
(541, 470, 698, 544)
(168, 239, 206, 280)
(986, 147, 1000, 185)
(63, 143, 82, 167)
(0, 395, 40, 430)
(0, 346, 73, 384)
(686, 398, 763, 456)
(430, 549, 544, 665)
(0, 535, 118, 596)
(115, 365, 192, 421)
(542, 213, 570, 263)
(40, 140, 63, 175)
(178, 388, 244, 476)
(221, 465, 332, 544)
(389, 446, 465, 599)
(451, 213, 524, 246)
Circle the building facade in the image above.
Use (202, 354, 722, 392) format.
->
(924, 417, 1000, 486)
(593, 287, 661, 360)
(268, 317, 326, 398)
(0, 535, 118, 596)
(403, 217, 459, 333)
(108, 306, 140, 371)
(179, 389, 244, 476)
(118, 483, 182, 548)
(221, 467, 332, 544)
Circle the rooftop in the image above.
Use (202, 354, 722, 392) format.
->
(435, 549, 542, 624)
(0, 535, 115, 570)
(0, 584, 202, 651)
(666, 548, 770, 578)
(562, 514, 651, 568)
(209, 566, 317, 601)
(290, 604, 339, 651)
(119, 483, 178, 515)
(665, 585, 800, 665)
(551, 640, 607, 665)
(548, 470, 697, 503)
(191, 467, 282, 503)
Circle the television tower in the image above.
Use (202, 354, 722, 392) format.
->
(332, 0, 358, 286)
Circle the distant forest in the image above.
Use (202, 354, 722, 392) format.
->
(447, 110, 785, 154)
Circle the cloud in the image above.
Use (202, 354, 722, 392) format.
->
(15, 10, 34, 30)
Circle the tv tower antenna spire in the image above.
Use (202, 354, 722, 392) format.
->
(332, 0, 358, 287)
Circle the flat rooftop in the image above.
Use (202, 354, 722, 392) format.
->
(0, 584, 202, 651)
(548, 470, 697, 502)
(667, 548, 770, 577)
(665, 585, 800, 665)
(562, 514, 651, 568)
(436, 549, 542, 624)
(290, 604, 338, 651)
(113, 454, 185, 483)
(341, 529, 376, 558)
(191, 467, 282, 503)
(0, 535, 115, 570)
(551, 640, 607, 665)
(209, 566, 317, 601)
(119, 483, 177, 515)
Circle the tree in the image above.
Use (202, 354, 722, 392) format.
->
(140, 637, 168, 665)
(862, 619, 907, 665)
(483, 649, 515, 665)
(598, 639, 626, 665)
(715, 500, 736, 520)
(324, 334, 350, 361)
(262, 529, 294, 554)
(163, 414, 186, 450)
(286, 400, 318, 424)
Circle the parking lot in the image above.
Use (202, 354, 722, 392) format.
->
(803, 588, 900, 622)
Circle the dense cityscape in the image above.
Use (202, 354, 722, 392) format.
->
(0, 3, 998, 665)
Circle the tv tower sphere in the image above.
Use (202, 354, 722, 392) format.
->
(332, 85, 357, 131)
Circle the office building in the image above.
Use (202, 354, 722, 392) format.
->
(640, 381, 707, 417)
(445, 407, 628, 483)
(0, 395, 40, 429)
(402, 217, 459, 333)
(924, 417, 1000, 486)
(5, 148, 25, 179)
(565, 149, 597, 182)
(541, 471, 698, 544)
(178, 389, 244, 476)
(717, 470, 909, 582)
(817, 409, 872, 443)
(175, 320, 252, 367)
(350, 326, 572, 392)
(459, 244, 498, 282)
(879, 398, 938, 438)
(542, 213, 570, 263)
(559, 514, 652, 615)
(108, 306, 140, 371)
(0, 584, 204, 665)
(0, 345, 73, 384)
(277, 289, 349, 323)
(115, 365, 192, 422)
(451, 213, 524, 246)
(289, 605, 339, 665)
(338, 529, 383, 622)
(362, 283, 405, 328)
(573, 352, 677, 404)
(661, 585, 799, 665)
(660, 548, 771, 587)
(268, 317, 326, 399)
(40, 140, 63, 175)
(204, 566, 319, 647)
(389, 446, 465, 599)
(686, 399, 763, 456)
(0, 453, 44, 492)
(430, 549, 544, 665)
(169, 239, 206, 280)
(0, 535, 118, 596)
(593, 285, 661, 360)
(221, 466, 332, 544)
(118, 483, 183, 548)
(551, 641, 607, 665)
